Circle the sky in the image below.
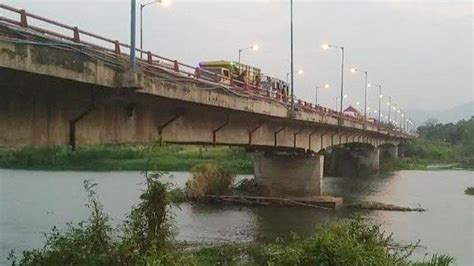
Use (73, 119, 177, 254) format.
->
(2, 0, 473, 114)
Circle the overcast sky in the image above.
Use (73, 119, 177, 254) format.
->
(2, 0, 473, 112)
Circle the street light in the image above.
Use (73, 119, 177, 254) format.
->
(322, 43, 345, 112)
(315, 83, 329, 105)
(238, 44, 260, 65)
(139, 0, 172, 59)
(351, 68, 368, 120)
(368, 83, 382, 123)
(290, 0, 295, 110)
(335, 94, 347, 111)
(387, 96, 392, 125)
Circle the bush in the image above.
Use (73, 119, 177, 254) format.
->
(190, 219, 454, 266)
(262, 219, 399, 265)
(9, 173, 180, 265)
(9, 180, 116, 265)
(464, 187, 474, 196)
(185, 162, 235, 200)
(119, 171, 176, 262)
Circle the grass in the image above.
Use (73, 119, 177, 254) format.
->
(464, 187, 474, 196)
(188, 220, 454, 266)
(185, 163, 235, 201)
(0, 144, 253, 173)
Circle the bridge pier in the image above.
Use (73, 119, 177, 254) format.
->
(253, 152, 324, 197)
(350, 147, 380, 173)
(380, 145, 399, 159)
(327, 146, 380, 177)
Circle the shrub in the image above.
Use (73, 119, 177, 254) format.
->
(464, 187, 474, 196)
(9, 180, 116, 265)
(8, 173, 179, 265)
(185, 162, 235, 200)
(118, 171, 176, 262)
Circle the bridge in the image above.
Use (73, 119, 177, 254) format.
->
(0, 5, 410, 198)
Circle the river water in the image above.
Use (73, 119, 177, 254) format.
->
(0, 169, 473, 265)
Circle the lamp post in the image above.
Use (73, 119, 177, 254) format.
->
(400, 110, 404, 130)
(238, 44, 259, 65)
(139, 0, 172, 59)
(350, 68, 368, 119)
(290, 0, 295, 110)
(387, 96, 392, 125)
(368, 83, 382, 123)
(322, 43, 344, 112)
(130, 0, 137, 70)
(336, 94, 347, 111)
(286, 69, 302, 97)
(315, 84, 329, 105)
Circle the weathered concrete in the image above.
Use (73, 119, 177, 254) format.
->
(253, 152, 324, 197)
(352, 148, 380, 173)
(0, 26, 409, 150)
(380, 145, 399, 159)
(326, 146, 380, 177)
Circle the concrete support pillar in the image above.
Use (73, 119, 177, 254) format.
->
(353, 148, 380, 172)
(253, 152, 324, 197)
(386, 146, 399, 159)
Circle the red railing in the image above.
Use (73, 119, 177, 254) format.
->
(0, 4, 410, 138)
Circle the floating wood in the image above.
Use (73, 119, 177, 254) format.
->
(344, 202, 426, 212)
(205, 195, 343, 210)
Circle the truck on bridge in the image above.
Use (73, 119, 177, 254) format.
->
(198, 60, 262, 86)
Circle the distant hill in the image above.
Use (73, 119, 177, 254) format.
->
(408, 101, 473, 125)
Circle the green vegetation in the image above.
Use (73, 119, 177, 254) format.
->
(0, 144, 252, 173)
(464, 187, 474, 196)
(404, 117, 474, 167)
(185, 163, 235, 201)
(1, 118, 472, 173)
(9, 173, 454, 266)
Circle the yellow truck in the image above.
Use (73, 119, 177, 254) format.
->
(198, 60, 262, 87)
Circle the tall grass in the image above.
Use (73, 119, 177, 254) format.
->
(185, 162, 235, 200)
(0, 144, 253, 173)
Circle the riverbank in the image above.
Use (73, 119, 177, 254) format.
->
(1, 144, 471, 174)
(0, 145, 253, 173)
(379, 157, 473, 174)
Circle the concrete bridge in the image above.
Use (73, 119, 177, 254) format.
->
(0, 5, 409, 198)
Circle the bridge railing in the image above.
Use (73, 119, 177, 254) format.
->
(0, 4, 411, 139)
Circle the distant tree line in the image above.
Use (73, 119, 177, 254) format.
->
(404, 117, 474, 166)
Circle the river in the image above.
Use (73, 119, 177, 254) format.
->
(0, 169, 473, 265)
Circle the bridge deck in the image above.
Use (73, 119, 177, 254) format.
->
(0, 4, 410, 149)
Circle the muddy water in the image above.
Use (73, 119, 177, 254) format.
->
(0, 169, 472, 265)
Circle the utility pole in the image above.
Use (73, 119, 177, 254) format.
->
(290, 0, 294, 110)
(130, 0, 137, 70)
(388, 96, 391, 125)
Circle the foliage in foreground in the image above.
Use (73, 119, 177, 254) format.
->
(9, 174, 454, 266)
(464, 186, 474, 195)
(9, 173, 193, 265)
(192, 220, 453, 266)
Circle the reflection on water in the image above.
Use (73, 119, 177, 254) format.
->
(0, 169, 473, 265)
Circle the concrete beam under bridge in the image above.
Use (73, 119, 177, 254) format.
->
(327, 145, 380, 177)
(350, 148, 380, 173)
(0, 33, 409, 150)
(253, 152, 324, 197)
